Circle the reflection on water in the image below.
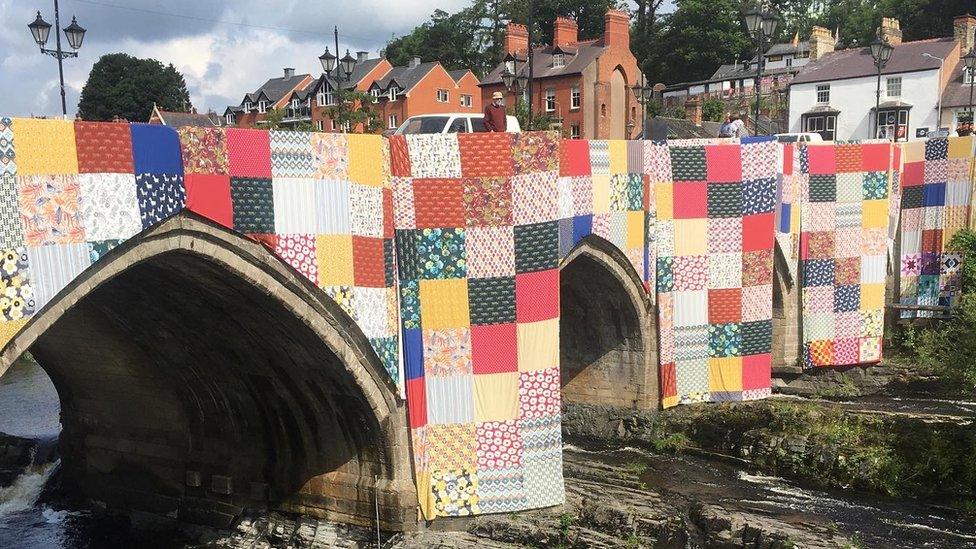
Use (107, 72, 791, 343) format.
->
(0, 356, 60, 438)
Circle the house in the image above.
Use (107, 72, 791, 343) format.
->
(224, 52, 482, 133)
(788, 15, 975, 141)
(479, 10, 642, 139)
(940, 14, 976, 131)
(663, 26, 836, 132)
(148, 105, 221, 128)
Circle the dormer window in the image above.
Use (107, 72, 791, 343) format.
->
(966, 67, 975, 85)
(317, 91, 326, 105)
(291, 99, 299, 109)
(258, 100, 267, 114)
(552, 53, 565, 68)
(389, 87, 399, 101)
(371, 88, 381, 99)
(244, 101, 253, 112)
(225, 113, 235, 125)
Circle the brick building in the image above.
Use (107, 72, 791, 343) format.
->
(224, 54, 481, 133)
(479, 9, 641, 139)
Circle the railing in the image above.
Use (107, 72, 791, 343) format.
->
(284, 106, 312, 121)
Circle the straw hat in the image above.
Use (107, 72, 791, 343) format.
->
(492, 91, 504, 100)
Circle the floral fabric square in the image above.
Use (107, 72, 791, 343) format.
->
(463, 177, 512, 227)
(19, 175, 84, 245)
(0, 248, 34, 321)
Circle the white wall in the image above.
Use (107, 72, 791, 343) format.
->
(788, 68, 941, 140)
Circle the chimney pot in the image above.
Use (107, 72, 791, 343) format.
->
(554, 16, 578, 47)
(357, 51, 369, 63)
(283, 67, 295, 78)
(879, 17, 902, 46)
(808, 26, 836, 61)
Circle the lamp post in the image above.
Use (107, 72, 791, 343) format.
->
(319, 26, 358, 132)
(870, 36, 894, 139)
(502, 53, 529, 114)
(743, 7, 778, 135)
(964, 47, 976, 135)
(28, 2, 87, 117)
(630, 71, 653, 139)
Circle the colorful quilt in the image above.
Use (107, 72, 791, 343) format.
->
(800, 142, 895, 367)
(657, 137, 779, 408)
(898, 137, 974, 318)
(776, 143, 804, 284)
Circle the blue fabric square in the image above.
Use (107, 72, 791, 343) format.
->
(803, 259, 835, 287)
(778, 203, 792, 233)
(742, 178, 776, 215)
(833, 284, 860, 313)
(572, 215, 593, 245)
(403, 327, 424, 380)
(922, 182, 946, 207)
(135, 173, 185, 229)
(131, 123, 183, 174)
(558, 217, 574, 258)
(708, 323, 741, 358)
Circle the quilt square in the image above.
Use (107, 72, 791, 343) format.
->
(414, 178, 465, 228)
(468, 276, 516, 325)
(230, 177, 275, 234)
(707, 182, 742, 218)
(463, 177, 512, 227)
(471, 323, 518, 374)
(514, 222, 558, 273)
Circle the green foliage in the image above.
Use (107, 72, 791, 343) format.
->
(650, 432, 691, 453)
(557, 512, 575, 546)
(510, 97, 558, 131)
(78, 53, 191, 121)
(625, 461, 648, 474)
(948, 229, 976, 293)
(812, 373, 862, 400)
(701, 99, 726, 122)
(324, 90, 384, 134)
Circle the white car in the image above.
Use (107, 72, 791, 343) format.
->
(775, 132, 825, 143)
(394, 113, 521, 135)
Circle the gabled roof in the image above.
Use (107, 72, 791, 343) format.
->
(247, 73, 312, 104)
(223, 106, 243, 116)
(153, 107, 219, 128)
(307, 57, 390, 96)
(791, 37, 957, 85)
(941, 62, 975, 108)
(372, 61, 439, 93)
(765, 41, 810, 57)
(480, 39, 606, 86)
(448, 69, 472, 84)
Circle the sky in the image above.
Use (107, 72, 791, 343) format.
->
(0, 0, 472, 118)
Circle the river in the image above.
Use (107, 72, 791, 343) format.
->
(1, 358, 974, 548)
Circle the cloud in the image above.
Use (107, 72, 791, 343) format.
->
(0, 0, 468, 117)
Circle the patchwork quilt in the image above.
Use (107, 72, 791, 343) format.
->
(656, 137, 779, 408)
(800, 142, 896, 367)
(898, 137, 974, 318)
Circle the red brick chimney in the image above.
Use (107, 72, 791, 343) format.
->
(554, 16, 578, 47)
(603, 9, 630, 49)
(686, 97, 702, 125)
(955, 13, 976, 54)
(506, 22, 529, 55)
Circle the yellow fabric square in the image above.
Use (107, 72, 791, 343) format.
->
(655, 183, 673, 220)
(860, 283, 885, 311)
(427, 423, 477, 470)
(316, 234, 354, 286)
(12, 118, 78, 175)
(419, 278, 470, 330)
(347, 134, 384, 186)
(948, 136, 975, 159)
(674, 219, 708, 256)
(591, 174, 611, 214)
(416, 471, 434, 520)
(903, 141, 926, 163)
(517, 318, 558, 372)
(0, 318, 28, 349)
(474, 372, 519, 422)
(662, 396, 678, 409)
(708, 357, 743, 393)
(861, 199, 888, 228)
(626, 211, 645, 249)
(608, 140, 628, 173)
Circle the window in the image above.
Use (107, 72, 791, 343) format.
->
(545, 88, 556, 112)
(785, 57, 793, 67)
(886, 76, 902, 97)
(877, 108, 910, 141)
(291, 99, 299, 109)
(315, 120, 324, 131)
(331, 119, 338, 131)
(571, 85, 580, 109)
(258, 100, 267, 114)
(816, 84, 830, 105)
(767, 54, 783, 62)
(965, 67, 975, 85)
(803, 113, 836, 141)
(371, 88, 381, 99)
(552, 53, 565, 68)
(447, 118, 468, 133)
(388, 87, 399, 101)
(436, 89, 449, 102)
(225, 114, 235, 125)
(324, 90, 335, 105)
(316, 91, 325, 106)
(388, 114, 399, 129)
(570, 123, 581, 139)
(244, 101, 252, 112)
(460, 94, 472, 108)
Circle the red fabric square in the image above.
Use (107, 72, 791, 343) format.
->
(406, 377, 427, 428)
(515, 269, 560, 322)
(413, 178, 465, 228)
(185, 174, 232, 227)
(352, 236, 386, 287)
(471, 323, 518, 374)
(705, 145, 742, 182)
(921, 229, 943, 253)
(559, 139, 591, 177)
(250, 233, 278, 251)
(708, 288, 742, 323)
(672, 182, 707, 219)
(74, 121, 134, 173)
(742, 354, 771, 390)
(742, 213, 775, 252)
(806, 145, 836, 175)
(861, 143, 891, 172)
(226, 128, 272, 177)
(782, 144, 794, 175)
(388, 135, 411, 177)
(660, 362, 677, 399)
(835, 144, 862, 172)
(458, 132, 514, 177)
(902, 162, 924, 186)
(382, 188, 395, 239)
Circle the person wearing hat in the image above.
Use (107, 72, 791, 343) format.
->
(484, 91, 507, 132)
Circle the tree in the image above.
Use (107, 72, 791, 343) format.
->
(78, 53, 191, 122)
(324, 90, 384, 134)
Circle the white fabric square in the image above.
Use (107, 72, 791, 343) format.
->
(860, 255, 887, 284)
(28, 243, 91, 310)
(274, 177, 318, 234)
(78, 173, 142, 241)
(314, 179, 350, 235)
(556, 176, 574, 219)
(349, 183, 384, 237)
(466, 226, 514, 278)
(708, 253, 742, 289)
(672, 290, 707, 327)
(353, 286, 390, 339)
(405, 134, 462, 178)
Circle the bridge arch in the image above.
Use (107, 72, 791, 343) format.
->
(0, 213, 415, 529)
(559, 236, 658, 409)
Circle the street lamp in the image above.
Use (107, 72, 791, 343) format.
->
(964, 47, 976, 135)
(631, 72, 653, 139)
(743, 6, 779, 134)
(870, 36, 894, 139)
(502, 53, 528, 111)
(319, 26, 358, 132)
(28, 2, 87, 117)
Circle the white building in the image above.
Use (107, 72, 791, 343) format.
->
(788, 16, 975, 141)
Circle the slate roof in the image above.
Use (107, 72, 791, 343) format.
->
(480, 39, 606, 86)
(156, 110, 219, 128)
(941, 63, 976, 108)
(248, 73, 312, 103)
(372, 61, 440, 93)
(765, 41, 810, 57)
(448, 69, 472, 84)
(791, 37, 958, 85)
